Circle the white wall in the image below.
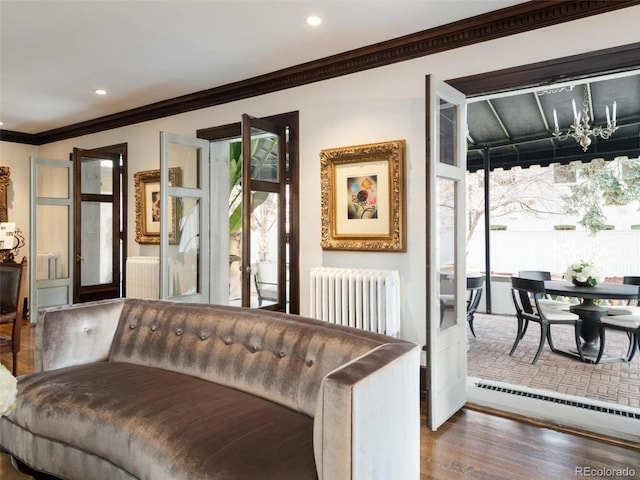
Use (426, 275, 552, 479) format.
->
(0, 141, 37, 271)
(2, 7, 640, 353)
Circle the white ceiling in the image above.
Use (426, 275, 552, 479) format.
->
(0, 0, 527, 134)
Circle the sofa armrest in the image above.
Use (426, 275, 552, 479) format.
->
(35, 299, 125, 372)
(313, 342, 420, 480)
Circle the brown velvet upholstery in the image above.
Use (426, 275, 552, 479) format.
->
(1, 298, 420, 480)
(110, 300, 387, 417)
(7, 362, 316, 480)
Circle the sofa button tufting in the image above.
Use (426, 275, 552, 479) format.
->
(306, 359, 314, 367)
(129, 324, 137, 330)
(150, 325, 157, 332)
(250, 345, 258, 352)
(176, 328, 183, 336)
(200, 333, 209, 340)
(278, 351, 287, 358)
(223, 338, 232, 345)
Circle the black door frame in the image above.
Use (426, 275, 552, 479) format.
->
(72, 143, 127, 303)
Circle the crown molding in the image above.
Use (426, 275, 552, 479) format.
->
(2, 0, 639, 145)
(0, 130, 39, 145)
(449, 42, 640, 96)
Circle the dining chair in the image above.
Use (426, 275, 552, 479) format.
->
(466, 275, 484, 337)
(606, 276, 640, 316)
(439, 275, 484, 336)
(0, 257, 28, 375)
(597, 314, 640, 362)
(509, 276, 585, 364)
(600, 276, 640, 361)
(517, 270, 572, 310)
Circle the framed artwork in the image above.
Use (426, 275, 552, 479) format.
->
(0, 166, 9, 223)
(134, 168, 181, 244)
(320, 139, 406, 251)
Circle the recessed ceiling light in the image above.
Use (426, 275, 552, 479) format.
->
(306, 15, 322, 26)
(95, 89, 107, 95)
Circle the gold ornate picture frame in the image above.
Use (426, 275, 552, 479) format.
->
(320, 140, 406, 251)
(0, 166, 10, 223)
(134, 168, 181, 244)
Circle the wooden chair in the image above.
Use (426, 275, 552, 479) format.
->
(606, 276, 640, 315)
(509, 276, 585, 364)
(0, 257, 28, 375)
(439, 275, 484, 336)
(601, 276, 640, 362)
(517, 270, 571, 310)
(466, 276, 484, 337)
(253, 261, 279, 306)
(598, 314, 640, 363)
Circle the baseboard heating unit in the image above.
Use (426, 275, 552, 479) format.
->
(474, 380, 640, 419)
(309, 267, 401, 337)
(468, 377, 640, 442)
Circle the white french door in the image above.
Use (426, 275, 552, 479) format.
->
(161, 113, 290, 310)
(159, 132, 212, 303)
(29, 157, 74, 317)
(425, 75, 468, 430)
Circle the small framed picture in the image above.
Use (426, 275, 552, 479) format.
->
(134, 168, 181, 244)
(320, 140, 406, 251)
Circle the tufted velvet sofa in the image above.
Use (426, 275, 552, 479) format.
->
(0, 298, 419, 480)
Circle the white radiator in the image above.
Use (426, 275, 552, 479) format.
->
(126, 256, 159, 299)
(309, 267, 401, 337)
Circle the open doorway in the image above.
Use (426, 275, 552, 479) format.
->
(456, 63, 640, 438)
(197, 111, 300, 313)
(450, 49, 640, 438)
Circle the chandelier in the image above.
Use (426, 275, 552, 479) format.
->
(552, 84, 618, 152)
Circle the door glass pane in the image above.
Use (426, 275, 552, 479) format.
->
(250, 127, 279, 182)
(439, 98, 458, 166)
(37, 164, 69, 198)
(80, 201, 113, 286)
(251, 191, 279, 307)
(438, 178, 457, 330)
(168, 142, 199, 189)
(81, 157, 113, 194)
(226, 139, 243, 305)
(36, 205, 69, 279)
(167, 196, 200, 297)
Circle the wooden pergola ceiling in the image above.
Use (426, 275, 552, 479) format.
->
(466, 72, 640, 172)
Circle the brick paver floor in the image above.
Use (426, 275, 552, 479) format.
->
(467, 313, 640, 408)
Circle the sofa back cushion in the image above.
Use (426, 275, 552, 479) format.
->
(109, 299, 387, 417)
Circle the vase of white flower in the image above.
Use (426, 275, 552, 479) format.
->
(0, 363, 17, 415)
(565, 260, 600, 287)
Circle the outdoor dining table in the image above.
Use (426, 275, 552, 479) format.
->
(544, 280, 639, 363)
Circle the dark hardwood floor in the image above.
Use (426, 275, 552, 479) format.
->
(2, 320, 639, 480)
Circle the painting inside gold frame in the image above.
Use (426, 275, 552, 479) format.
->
(320, 140, 406, 251)
(134, 168, 181, 244)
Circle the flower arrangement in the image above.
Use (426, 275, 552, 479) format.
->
(565, 260, 600, 287)
(0, 364, 17, 415)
